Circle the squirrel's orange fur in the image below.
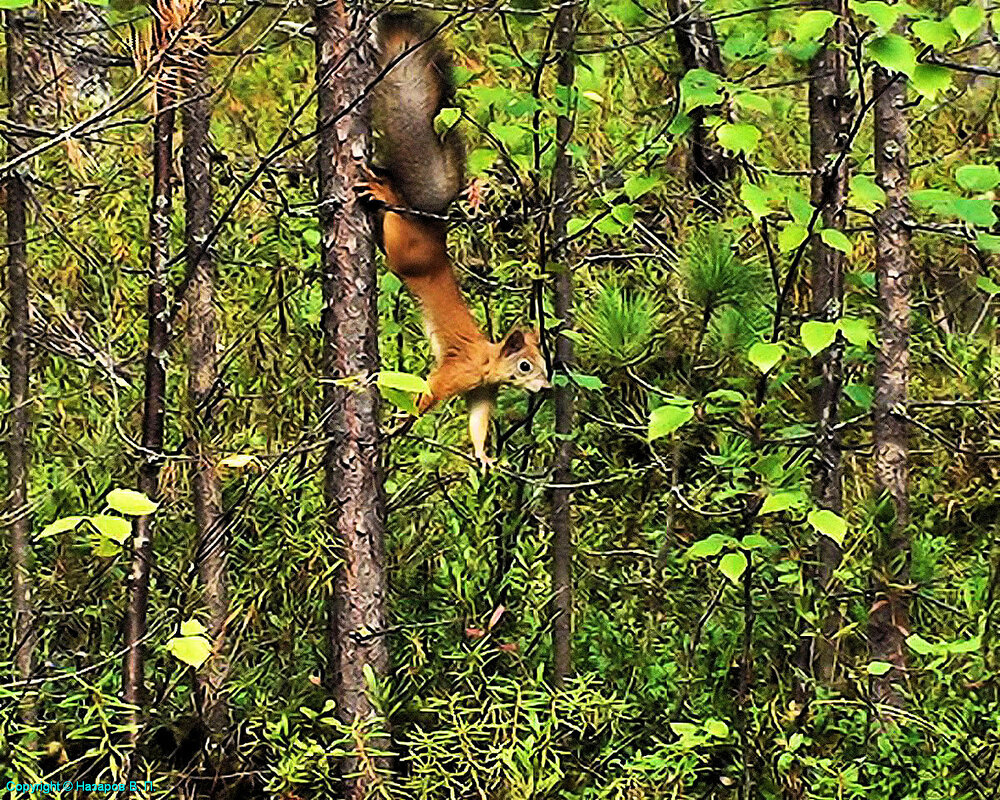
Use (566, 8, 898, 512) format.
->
(361, 13, 549, 466)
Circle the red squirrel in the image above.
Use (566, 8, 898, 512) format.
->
(359, 13, 549, 467)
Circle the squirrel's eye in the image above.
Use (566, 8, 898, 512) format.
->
(518, 360, 532, 373)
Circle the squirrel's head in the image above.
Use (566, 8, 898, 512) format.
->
(494, 326, 550, 393)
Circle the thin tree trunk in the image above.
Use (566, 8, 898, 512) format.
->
(181, 32, 228, 737)
(666, 0, 733, 191)
(122, 67, 175, 740)
(4, 9, 36, 722)
(802, 0, 848, 688)
(550, 1, 578, 689)
(870, 62, 910, 710)
(315, 3, 389, 796)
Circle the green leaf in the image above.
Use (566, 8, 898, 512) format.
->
(648, 402, 695, 441)
(180, 619, 208, 636)
(433, 106, 462, 137)
(853, 1, 901, 30)
(839, 317, 874, 347)
(705, 719, 730, 738)
(906, 633, 936, 655)
(741, 534, 771, 549)
(948, 4, 984, 41)
(954, 197, 998, 227)
(911, 19, 955, 50)
(976, 276, 1000, 294)
(669, 721, 700, 738)
(844, 383, 873, 409)
(166, 635, 213, 668)
(911, 188, 959, 213)
(624, 175, 658, 201)
(788, 192, 814, 226)
(748, 342, 784, 373)
(611, 203, 636, 225)
(302, 228, 320, 248)
(0, 0, 34, 8)
(807, 509, 848, 546)
(685, 533, 730, 559)
(976, 232, 1000, 253)
(740, 183, 772, 219)
(717, 123, 761, 154)
(849, 175, 886, 212)
(956, 164, 1000, 193)
(732, 91, 771, 114)
(944, 636, 980, 654)
(90, 515, 131, 545)
(911, 64, 951, 99)
(820, 229, 853, 253)
(382, 388, 418, 415)
(867, 660, 894, 675)
(760, 490, 805, 515)
(92, 536, 119, 558)
(795, 9, 837, 41)
(719, 552, 747, 583)
(868, 34, 917, 77)
(801, 321, 839, 356)
(106, 488, 159, 516)
(467, 147, 498, 176)
(377, 370, 429, 394)
(778, 224, 809, 253)
(680, 68, 723, 110)
(39, 515, 87, 539)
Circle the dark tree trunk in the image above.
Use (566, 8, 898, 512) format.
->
(122, 70, 175, 739)
(315, 3, 389, 795)
(803, 0, 848, 687)
(181, 31, 228, 737)
(667, 0, 734, 191)
(550, 1, 578, 689)
(871, 62, 911, 710)
(4, 9, 36, 721)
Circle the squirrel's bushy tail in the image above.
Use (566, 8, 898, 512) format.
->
(373, 12, 464, 215)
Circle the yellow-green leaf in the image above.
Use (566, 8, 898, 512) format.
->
(648, 402, 695, 441)
(748, 342, 784, 373)
(90, 515, 131, 545)
(807, 509, 847, 546)
(39, 515, 87, 539)
(801, 321, 839, 356)
(719, 552, 747, 583)
(179, 618, 208, 637)
(106, 488, 159, 516)
(166, 635, 213, 668)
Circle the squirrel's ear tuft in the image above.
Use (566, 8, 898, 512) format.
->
(501, 327, 526, 357)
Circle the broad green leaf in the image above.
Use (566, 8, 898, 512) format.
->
(624, 175, 658, 200)
(911, 188, 959, 212)
(788, 192, 814, 226)
(976, 232, 1000, 253)
(906, 633, 935, 655)
(795, 10, 837, 41)
(839, 317, 875, 347)
(760, 490, 806, 515)
(717, 123, 761, 154)
(39, 515, 87, 539)
(302, 228, 320, 248)
(994, 9, 1000, 34)
(849, 175, 886, 212)
(740, 183, 772, 219)
(956, 164, 1000, 193)
(685, 533, 730, 559)
(92, 537, 119, 558)
(748, 342, 784, 373)
(944, 636, 980, 654)
(820, 228, 853, 253)
(976, 276, 1000, 294)
(0, 0, 34, 8)
(705, 719, 730, 738)
(611, 203, 636, 225)
(807, 509, 847, 546)
(741, 534, 771, 549)
(670, 722, 700, 738)
(911, 64, 951, 98)
(949, 4, 984, 41)
(90, 515, 131, 545)
(166, 635, 213, 668)
(868, 34, 916, 77)
(867, 661, 893, 675)
(680, 68, 723, 110)
(801, 321, 839, 355)
(648, 402, 695, 441)
(382, 387, 419, 416)
(106, 488, 159, 516)
(954, 197, 997, 227)
(911, 19, 955, 50)
(467, 147, 498, 176)
(778, 224, 809, 252)
(853, 1, 901, 30)
(180, 619, 208, 637)
(377, 370, 429, 394)
(844, 383, 873, 409)
(732, 91, 771, 114)
(719, 552, 747, 583)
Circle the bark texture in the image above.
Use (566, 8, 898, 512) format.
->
(4, 10, 36, 718)
(871, 64, 911, 709)
(181, 34, 228, 737)
(550, 1, 578, 688)
(122, 72, 175, 737)
(667, 0, 733, 190)
(315, 2, 389, 795)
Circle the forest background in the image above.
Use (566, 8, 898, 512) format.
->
(3, 0, 1000, 798)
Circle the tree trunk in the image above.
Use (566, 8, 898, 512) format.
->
(181, 30, 228, 737)
(550, 1, 578, 689)
(667, 0, 733, 191)
(122, 68, 175, 740)
(4, 9, 36, 722)
(315, 3, 389, 795)
(870, 62, 910, 710)
(804, 0, 848, 687)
